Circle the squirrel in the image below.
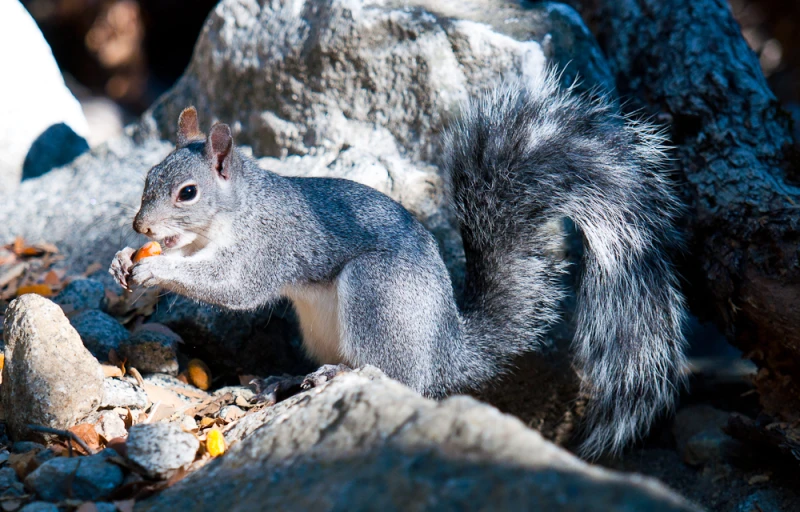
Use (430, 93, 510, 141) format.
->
(110, 70, 687, 458)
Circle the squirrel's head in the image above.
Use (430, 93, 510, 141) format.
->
(133, 107, 240, 252)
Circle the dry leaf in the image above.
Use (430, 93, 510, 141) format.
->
(129, 367, 144, 387)
(84, 262, 104, 276)
(123, 408, 134, 429)
(187, 359, 211, 390)
(102, 365, 124, 378)
(42, 270, 61, 286)
(9, 451, 40, 480)
(198, 417, 216, 429)
(0, 354, 4, 373)
(69, 423, 101, 454)
(107, 437, 128, 458)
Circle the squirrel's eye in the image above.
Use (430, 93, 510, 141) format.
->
(177, 185, 197, 202)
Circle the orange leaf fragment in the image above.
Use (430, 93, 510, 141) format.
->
(187, 359, 211, 390)
(68, 423, 101, 454)
(132, 241, 162, 263)
(206, 429, 226, 457)
(16, 284, 53, 297)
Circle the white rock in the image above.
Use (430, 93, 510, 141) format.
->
(0, 0, 89, 191)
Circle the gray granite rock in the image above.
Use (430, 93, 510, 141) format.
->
(101, 378, 148, 410)
(672, 406, 738, 467)
(70, 309, 130, 361)
(25, 449, 124, 501)
(53, 278, 107, 313)
(138, 368, 697, 512)
(90, 410, 129, 441)
(126, 423, 199, 479)
(2, 295, 104, 441)
(119, 327, 180, 376)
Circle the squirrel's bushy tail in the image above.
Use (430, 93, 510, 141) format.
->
(444, 71, 687, 458)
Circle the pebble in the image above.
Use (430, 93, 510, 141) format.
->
(101, 378, 148, 409)
(25, 449, 125, 501)
(126, 423, 199, 479)
(70, 309, 130, 361)
(119, 328, 180, 376)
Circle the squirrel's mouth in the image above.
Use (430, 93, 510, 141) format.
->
(163, 235, 180, 249)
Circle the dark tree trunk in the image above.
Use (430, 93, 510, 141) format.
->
(563, 0, 800, 416)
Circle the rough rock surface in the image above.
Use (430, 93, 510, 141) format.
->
(138, 368, 697, 512)
(52, 279, 107, 313)
(100, 378, 148, 410)
(0, 0, 89, 192)
(126, 423, 200, 479)
(25, 449, 124, 501)
(69, 309, 130, 361)
(119, 327, 180, 375)
(2, 295, 104, 441)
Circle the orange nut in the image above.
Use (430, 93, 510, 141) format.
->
(133, 241, 162, 263)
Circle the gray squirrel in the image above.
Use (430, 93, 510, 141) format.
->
(110, 71, 687, 458)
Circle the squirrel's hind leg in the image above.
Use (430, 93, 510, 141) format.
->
(336, 251, 463, 397)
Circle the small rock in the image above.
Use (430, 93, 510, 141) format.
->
(126, 423, 199, 479)
(218, 405, 244, 422)
(2, 295, 104, 441)
(101, 378, 148, 409)
(143, 373, 210, 401)
(24, 449, 124, 501)
(213, 386, 255, 403)
(70, 309, 130, 361)
(736, 490, 783, 512)
(178, 416, 198, 431)
(10, 442, 44, 454)
(119, 328, 179, 376)
(53, 278, 107, 313)
(0, 451, 9, 466)
(672, 405, 736, 466)
(0, 466, 22, 492)
(92, 410, 128, 440)
(93, 503, 119, 512)
(19, 502, 59, 512)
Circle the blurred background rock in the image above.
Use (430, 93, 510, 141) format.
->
(19, 0, 800, 146)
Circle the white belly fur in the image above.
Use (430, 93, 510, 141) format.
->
(283, 281, 343, 364)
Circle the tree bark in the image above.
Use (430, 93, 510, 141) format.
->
(563, 0, 800, 416)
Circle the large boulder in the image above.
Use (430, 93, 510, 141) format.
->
(0, 0, 89, 192)
(2, 295, 105, 441)
(137, 368, 697, 511)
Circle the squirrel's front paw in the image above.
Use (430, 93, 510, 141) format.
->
(109, 247, 136, 290)
(129, 257, 166, 289)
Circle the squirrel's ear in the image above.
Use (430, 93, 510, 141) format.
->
(208, 123, 234, 179)
(177, 107, 204, 147)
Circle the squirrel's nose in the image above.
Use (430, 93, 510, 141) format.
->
(133, 216, 152, 236)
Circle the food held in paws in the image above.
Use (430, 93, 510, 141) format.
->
(132, 241, 162, 263)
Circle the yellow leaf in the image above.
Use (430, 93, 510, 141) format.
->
(16, 284, 53, 297)
(206, 429, 226, 457)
